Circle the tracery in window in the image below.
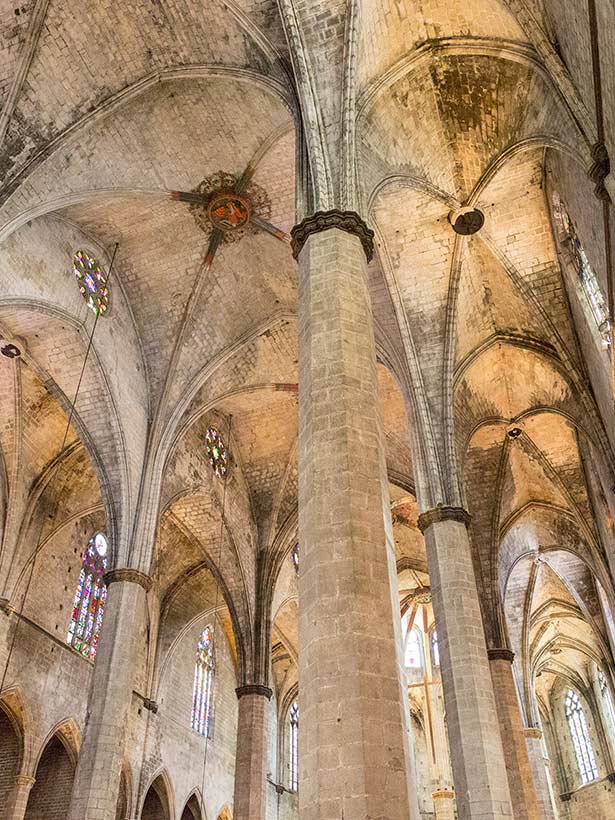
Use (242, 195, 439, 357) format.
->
(289, 701, 299, 791)
(598, 670, 615, 730)
(191, 626, 215, 736)
(73, 250, 110, 316)
(405, 627, 423, 669)
(565, 688, 598, 784)
(66, 532, 108, 660)
(552, 194, 610, 346)
(206, 426, 228, 479)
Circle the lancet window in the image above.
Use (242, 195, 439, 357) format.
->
(191, 626, 215, 736)
(565, 688, 598, 784)
(66, 532, 108, 660)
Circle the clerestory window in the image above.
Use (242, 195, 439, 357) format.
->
(565, 688, 598, 784)
(191, 626, 215, 737)
(66, 532, 108, 660)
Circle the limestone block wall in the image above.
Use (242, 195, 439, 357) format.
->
(559, 777, 615, 820)
(149, 612, 238, 819)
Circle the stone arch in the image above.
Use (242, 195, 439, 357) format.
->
(25, 727, 78, 820)
(115, 764, 133, 820)
(140, 771, 174, 820)
(0, 697, 23, 814)
(180, 790, 204, 820)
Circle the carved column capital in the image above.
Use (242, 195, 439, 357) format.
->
(417, 505, 471, 534)
(524, 727, 543, 740)
(14, 773, 36, 788)
(103, 568, 153, 592)
(487, 648, 515, 663)
(291, 210, 375, 262)
(235, 684, 273, 700)
(431, 789, 455, 800)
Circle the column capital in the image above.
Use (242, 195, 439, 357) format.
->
(14, 773, 36, 787)
(103, 568, 153, 592)
(290, 210, 375, 262)
(524, 727, 543, 739)
(235, 684, 273, 700)
(487, 647, 515, 662)
(431, 789, 455, 800)
(417, 505, 471, 533)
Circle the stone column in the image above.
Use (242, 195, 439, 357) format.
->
(418, 508, 513, 820)
(487, 649, 541, 820)
(524, 728, 558, 820)
(67, 570, 150, 820)
(293, 212, 420, 820)
(432, 789, 456, 820)
(232, 684, 271, 820)
(5, 773, 35, 820)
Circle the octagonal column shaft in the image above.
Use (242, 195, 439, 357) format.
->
(295, 216, 420, 820)
(232, 685, 271, 820)
(524, 729, 557, 820)
(418, 510, 513, 820)
(67, 571, 150, 820)
(488, 650, 541, 820)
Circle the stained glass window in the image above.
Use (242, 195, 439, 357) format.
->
(405, 627, 422, 669)
(206, 427, 228, 479)
(66, 532, 108, 660)
(565, 688, 598, 784)
(292, 543, 299, 572)
(73, 250, 110, 316)
(191, 626, 215, 736)
(289, 701, 299, 791)
(552, 195, 610, 346)
(599, 670, 615, 731)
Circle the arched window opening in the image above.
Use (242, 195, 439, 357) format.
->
(552, 194, 610, 347)
(292, 543, 299, 573)
(565, 688, 598, 784)
(405, 627, 423, 669)
(289, 701, 299, 792)
(191, 626, 215, 737)
(67, 532, 108, 660)
(598, 670, 615, 732)
(431, 629, 440, 667)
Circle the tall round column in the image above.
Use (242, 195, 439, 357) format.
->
(232, 684, 271, 820)
(294, 212, 420, 820)
(487, 649, 541, 820)
(67, 570, 150, 820)
(418, 508, 513, 820)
